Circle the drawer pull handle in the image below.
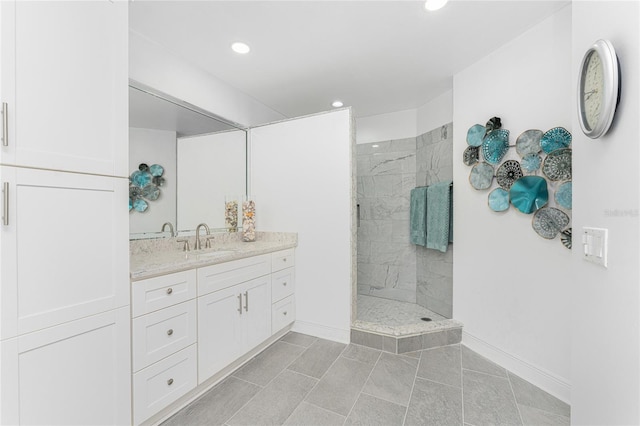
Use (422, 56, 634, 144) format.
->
(166, 288, 173, 295)
(238, 294, 243, 315)
(167, 329, 174, 336)
(167, 378, 174, 386)
(244, 291, 249, 312)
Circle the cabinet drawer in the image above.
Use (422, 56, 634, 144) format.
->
(198, 254, 271, 296)
(133, 344, 197, 426)
(271, 249, 295, 272)
(272, 295, 295, 334)
(271, 267, 295, 303)
(132, 300, 197, 372)
(132, 270, 196, 317)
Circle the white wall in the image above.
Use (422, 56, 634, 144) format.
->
(129, 31, 285, 128)
(129, 128, 177, 235)
(177, 130, 247, 232)
(355, 91, 454, 144)
(571, 1, 640, 423)
(453, 6, 572, 402)
(355, 109, 417, 144)
(250, 110, 353, 343)
(417, 90, 453, 136)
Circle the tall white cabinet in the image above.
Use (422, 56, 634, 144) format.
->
(0, 1, 130, 424)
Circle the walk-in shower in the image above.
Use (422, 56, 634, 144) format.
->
(354, 123, 461, 351)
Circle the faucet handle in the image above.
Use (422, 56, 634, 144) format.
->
(205, 236, 215, 249)
(176, 239, 191, 252)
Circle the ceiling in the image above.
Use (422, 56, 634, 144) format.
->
(129, 0, 569, 119)
(129, 86, 239, 136)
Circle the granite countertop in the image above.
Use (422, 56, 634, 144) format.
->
(130, 232, 297, 281)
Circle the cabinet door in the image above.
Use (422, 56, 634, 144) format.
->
(0, 0, 128, 176)
(243, 275, 272, 350)
(0, 307, 131, 426)
(0, 166, 129, 339)
(197, 285, 244, 383)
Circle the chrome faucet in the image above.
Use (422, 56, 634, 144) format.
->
(195, 223, 211, 250)
(161, 222, 175, 237)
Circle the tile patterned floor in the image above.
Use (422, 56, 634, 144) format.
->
(162, 332, 570, 426)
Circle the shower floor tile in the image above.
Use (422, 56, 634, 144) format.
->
(356, 295, 446, 326)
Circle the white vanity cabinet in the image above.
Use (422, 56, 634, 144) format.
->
(197, 255, 272, 383)
(131, 248, 296, 423)
(132, 270, 198, 425)
(0, 0, 128, 176)
(0, 307, 131, 426)
(271, 249, 296, 333)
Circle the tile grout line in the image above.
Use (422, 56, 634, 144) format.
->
(283, 341, 354, 423)
(460, 344, 466, 425)
(359, 390, 409, 409)
(506, 371, 526, 426)
(278, 338, 337, 425)
(227, 339, 316, 425)
(461, 366, 509, 380)
(221, 378, 263, 425)
(341, 349, 384, 425)
(401, 349, 421, 426)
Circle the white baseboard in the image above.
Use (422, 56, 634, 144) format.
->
(292, 320, 350, 344)
(462, 331, 571, 404)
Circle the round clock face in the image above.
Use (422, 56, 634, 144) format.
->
(577, 39, 620, 139)
(581, 50, 604, 131)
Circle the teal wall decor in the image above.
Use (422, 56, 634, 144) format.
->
(129, 163, 165, 213)
(463, 118, 572, 249)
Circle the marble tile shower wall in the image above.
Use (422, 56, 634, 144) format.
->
(416, 123, 454, 318)
(357, 137, 417, 303)
(356, 123, 453, 317)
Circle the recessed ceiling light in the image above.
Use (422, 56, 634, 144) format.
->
(231, 42, 250, 54)
(424, 0, 449, 11)
(332, 100, 344, 108)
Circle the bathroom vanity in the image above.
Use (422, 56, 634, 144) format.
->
(129, 233, 297, 425)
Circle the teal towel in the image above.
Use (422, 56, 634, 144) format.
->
(410, 187, 428, 246)
(426, 181, 453, 252)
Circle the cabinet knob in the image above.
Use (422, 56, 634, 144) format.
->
(166, 288, 173, 295)
(167, 378, 174, 386)
(283, 311, 288, 316)
(283, 258, 287, 262)
(283, 282, 287, 286)
(167, 329, 174, 336)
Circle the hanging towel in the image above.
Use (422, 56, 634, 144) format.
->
(426, 180, 453, 252)
(409, 187, 428, 246)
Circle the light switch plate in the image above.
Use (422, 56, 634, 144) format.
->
(582, 227, 608, 268)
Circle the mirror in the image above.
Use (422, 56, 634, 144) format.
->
(129, 82, 247, 239)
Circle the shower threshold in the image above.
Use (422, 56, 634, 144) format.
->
(352, 295, 463, 354)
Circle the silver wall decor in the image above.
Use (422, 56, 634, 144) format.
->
(463, 118, 572, 249)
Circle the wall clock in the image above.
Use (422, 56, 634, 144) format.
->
(577, 39, 621, 139)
